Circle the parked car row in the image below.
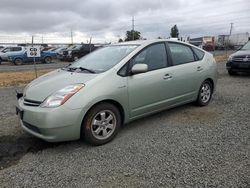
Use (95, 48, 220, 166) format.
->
(0, 44, 101, 65)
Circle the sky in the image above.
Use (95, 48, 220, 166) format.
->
(0, 0, 249, 44)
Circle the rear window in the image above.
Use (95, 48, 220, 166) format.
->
(192, 47, 205, 60)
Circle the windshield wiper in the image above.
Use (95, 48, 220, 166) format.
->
(61, 66, 96, 73)
(77, 67, 96, 73)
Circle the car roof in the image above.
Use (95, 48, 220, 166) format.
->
(112, 39, 190, 46)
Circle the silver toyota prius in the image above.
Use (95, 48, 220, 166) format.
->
(16, 40, 217, 145)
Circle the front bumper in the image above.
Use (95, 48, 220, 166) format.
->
(226, 61, 250, 72)
(16, 97, 85, 142)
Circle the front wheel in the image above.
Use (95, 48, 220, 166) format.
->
(228, 69, 237, 75)
(82, 103, 121, 145)
(44, 56, 52, 64)
(196, 81, 213, 106)
(14, 58, 23, 65)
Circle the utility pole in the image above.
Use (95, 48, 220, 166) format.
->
(132, 16, 135, 41)
(226, 23, 233, 58)
(70, 29, 73, 44)
(229, 23, 233, 35)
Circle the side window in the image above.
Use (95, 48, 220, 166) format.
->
(12, 47, 22, 51)
(3, 48, 11, 53)
(168, 43, 195, 65)
(132, 43, 167, 71)
(192, 47, 205, 60)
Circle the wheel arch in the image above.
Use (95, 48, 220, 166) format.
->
(204, 78, 214, 93)
(80, 99, 125, 138)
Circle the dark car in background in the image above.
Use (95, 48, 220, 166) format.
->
(61, 44, 99, 62)
(226, 41, 250, 75)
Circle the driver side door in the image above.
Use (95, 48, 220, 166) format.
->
(127, 43, 173, 118)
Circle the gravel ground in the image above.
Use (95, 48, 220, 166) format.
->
(0, 62, 249, 187)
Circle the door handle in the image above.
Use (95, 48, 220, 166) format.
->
(163, 74, 172, 80)
(197, 66, 203, 71)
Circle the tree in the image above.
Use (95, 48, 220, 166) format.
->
(118, 38, 123, 43)
(170, 25, 179, 38)
(125, 30, 141, 41)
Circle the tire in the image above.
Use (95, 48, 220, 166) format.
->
(44, 56, 52, 64)
(0, 58, 2, 65)
(73, 55, 79, 61)
(196, 80, 213, 106)
(14, 58, 23, 65)
(82, 103, 121, 145)
(228, 69, 237, 76)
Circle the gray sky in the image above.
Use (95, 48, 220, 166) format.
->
(0, 0, 249, 43)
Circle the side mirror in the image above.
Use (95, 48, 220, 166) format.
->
(131, 64, 148, 75)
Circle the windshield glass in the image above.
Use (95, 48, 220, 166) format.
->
(69, 45, 138, 73)
(242, 41, 250, 50)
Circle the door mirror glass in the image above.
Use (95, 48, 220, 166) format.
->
(131, 64, 148, 74)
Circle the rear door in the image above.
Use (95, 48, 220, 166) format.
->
(164, 42, 205, 103)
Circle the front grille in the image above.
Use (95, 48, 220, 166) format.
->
(23, 98, 42, 107)
(23, 121, 41, 134)
(233, 56, 250, 63)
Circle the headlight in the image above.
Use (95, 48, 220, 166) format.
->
(40, 84, 84, 108)
(228, 55, 233, 62)
(68, 51, 72, 55)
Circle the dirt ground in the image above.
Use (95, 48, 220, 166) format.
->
(0, 69, 52, 87)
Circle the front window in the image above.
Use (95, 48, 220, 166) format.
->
(69, 45, 138, 73)
(241, 41, 250, 50)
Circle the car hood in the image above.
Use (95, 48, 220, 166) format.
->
(231, 50, 250, 57)
(24, 69, 98, 101)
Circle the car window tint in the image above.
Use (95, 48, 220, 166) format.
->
(132, 43, 167, 71)
(13, 47, 22, 51)
(168, 43, 195, 65)
(192, 47, 205, 60)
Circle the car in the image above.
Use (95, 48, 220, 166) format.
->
(0, 46, 26, 64)
(8, 50, 57, 65)
(16, 40, 217, 145)
(226, 41, 250, 75)
(61, 44, 99, 62)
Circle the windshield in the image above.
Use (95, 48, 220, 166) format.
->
(69, 45, 138, 73)
(242, 41, 250, 50)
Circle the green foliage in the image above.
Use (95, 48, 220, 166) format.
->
(125, 30, 141, 41)
(170, 25, 179, 38)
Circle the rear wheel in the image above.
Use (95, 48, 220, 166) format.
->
(44, 56, 52, 64)
(82, 103, 121, 145)
(14, 58, 23, 65)
(196, 80, 213, 106)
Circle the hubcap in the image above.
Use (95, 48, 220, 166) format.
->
(16, 59, 22, 65)
(45, 57, 51, 63)
(74, 56, 78, 61)
(91, 110, 116, 140)
(200, 83, 211, 103)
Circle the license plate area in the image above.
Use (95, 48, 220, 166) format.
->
(16, 106, 24, 120)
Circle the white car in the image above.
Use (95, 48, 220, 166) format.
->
(0, 46, 26, 63)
